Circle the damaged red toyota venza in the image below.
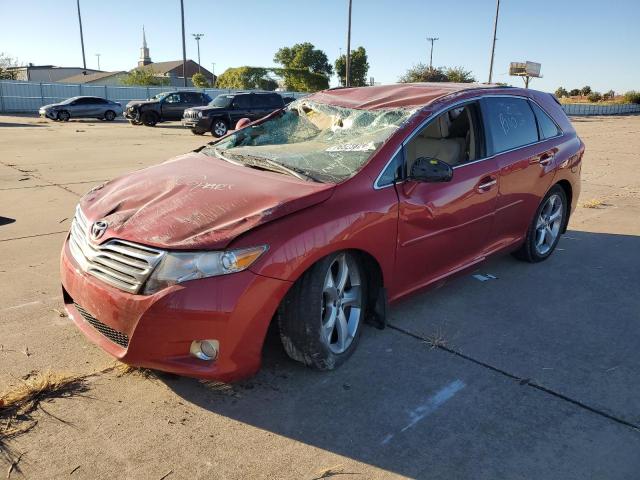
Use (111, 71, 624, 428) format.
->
(60, 83, 583, 381)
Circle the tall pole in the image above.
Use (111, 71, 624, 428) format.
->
(426, 37, 439, 70)
(211, 62, 216, 86)
(180, 0, 187, 86)
(76, 0, 87, 71)
(192, 34, 204, 73)
(488, 0, 500, 83)
(345, 0, 352, 87)
(95, 53, 101, 70)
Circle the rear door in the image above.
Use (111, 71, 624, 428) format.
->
(480, 96, 559, 252)
(394, 101, 500, 297)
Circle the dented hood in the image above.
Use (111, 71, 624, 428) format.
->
(79, 152, 334, 250)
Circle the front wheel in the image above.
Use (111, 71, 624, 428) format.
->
(513, 185, 567, 263)
(141, 111, 158, 126)
(104, 110, 116, 121)
(211, 119, 228, 137)
(278, 252, 366, 370)
(57, 110, 70, 122)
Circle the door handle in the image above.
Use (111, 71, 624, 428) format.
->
(477, 178, 497, 191)
(538, 153, 554, 166)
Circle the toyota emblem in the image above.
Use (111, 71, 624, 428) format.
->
(91, 220, 108, 240)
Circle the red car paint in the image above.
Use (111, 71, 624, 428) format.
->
(61, 83, 583, 380)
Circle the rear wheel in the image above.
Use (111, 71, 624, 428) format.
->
(278, 252, 366, 370)
(104, 110, 116, 121)
(513, 185, 567, 263)
(211, 119, 228, 137)
(57, 110, 70, 122)
(141, 111, 159, 126)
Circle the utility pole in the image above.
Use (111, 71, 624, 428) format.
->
(180, 0, 187, 86)
(95, 53, 101, 70)
(345, 0, 352, 87)
(426, 37, 439, 70)
(488, 0, 500, 83)
(192, 34, 204, 73)
(76, 0, 87, 72)
(211, 62, 216, 86)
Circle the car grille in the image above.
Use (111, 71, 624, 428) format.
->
(68, 206, 165, 294)
(74, 302, 130, 348)
(183, 110, 199, 119)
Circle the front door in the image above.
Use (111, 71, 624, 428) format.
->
(393, 101, 500, 298)
(161, 93, 185, 120)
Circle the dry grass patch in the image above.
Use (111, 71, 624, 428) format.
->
(424, 327, 449, 349)
(580, 199, 608, 209)
(0, 370, 89, 441)
(113, 362, 155, 379)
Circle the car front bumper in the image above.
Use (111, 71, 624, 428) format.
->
(39, 109, 57, 119)
(123, 109, 139, 121)
(182, 117, 210, 131)
(60, 237, 292, 381)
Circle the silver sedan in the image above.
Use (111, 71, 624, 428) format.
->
(39, 96, 123, 122)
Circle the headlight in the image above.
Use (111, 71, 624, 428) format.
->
(142, 245, 268, 294)
(197, 111, 203, 118)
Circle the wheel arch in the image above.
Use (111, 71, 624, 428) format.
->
(554, 179, 573, 233)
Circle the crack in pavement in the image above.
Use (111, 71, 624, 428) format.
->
(387, 323, 640, 432)
(0, 231, 68, 243)
(0, 180, 107, 192)
(0, 161, 84, 197)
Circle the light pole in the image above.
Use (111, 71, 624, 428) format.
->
(180, 0, 187, 86)
(95, 53, 101, 70)
(426, 37, 439, 70)
(192, 34, 204, 73)
(76, 0, 87, 71)
(345, 0, 352, 87)
(488, 0, 500, 83)
(211, 62, 216, 86)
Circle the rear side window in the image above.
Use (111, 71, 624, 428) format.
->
(530, 101, 561, 139)
(483, 97, 539, 154)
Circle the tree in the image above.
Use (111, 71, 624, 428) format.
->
(569, 88, 581, 97)
(335, 46, 370, 87)
(0, 52, 19, 80)
(273, 42, 332, 92)
(216, 67, 278, 91)
(623, 91, 640, 104)
(399, 63, 447, 83)
(555, 87, 568, 98)
(444, 66, 476, 83)
(602, 90, 615, 101)
(587, 91, 602, 102)
(191, 72, 211, 88)
(580, 85, 592, 97)
(121, 68, 169, 86)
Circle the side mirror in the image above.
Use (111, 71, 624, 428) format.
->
(409, 157, 453, 183)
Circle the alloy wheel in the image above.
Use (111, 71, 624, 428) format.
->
(535, 193, 563, 255)
(213, 120, 227, 137)
(321, 253, 362, 354)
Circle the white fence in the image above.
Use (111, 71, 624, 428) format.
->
(562, 103, 640, 116)
(0, 80, 306, 113)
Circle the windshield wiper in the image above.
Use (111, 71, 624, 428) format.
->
(217, 151, 320, 182)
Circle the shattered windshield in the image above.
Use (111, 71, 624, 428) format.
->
(201, 99, 415, 183)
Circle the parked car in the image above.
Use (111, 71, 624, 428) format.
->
(182, 92, 285, 137)
(60, 83, 583, 381)
(39, 96, 122, 121)
(124, 91, 211, 126)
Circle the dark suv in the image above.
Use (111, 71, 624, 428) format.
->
(182, 92, 285, 137)
(125, 91, 212, 126)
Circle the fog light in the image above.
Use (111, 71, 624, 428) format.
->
(190, 339, 219, 361)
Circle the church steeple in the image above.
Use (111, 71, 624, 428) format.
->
(138, 26, 152, 67)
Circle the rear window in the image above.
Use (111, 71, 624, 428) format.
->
(530, 101, 561, 139)
(483, 97, 539, 154)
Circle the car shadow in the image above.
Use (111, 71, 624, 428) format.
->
(161, 229, 640, 477)
(0, 122, 46, 128)
(0, 216, 16, 226)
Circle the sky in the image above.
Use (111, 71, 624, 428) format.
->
(1, 0, 639, 94)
